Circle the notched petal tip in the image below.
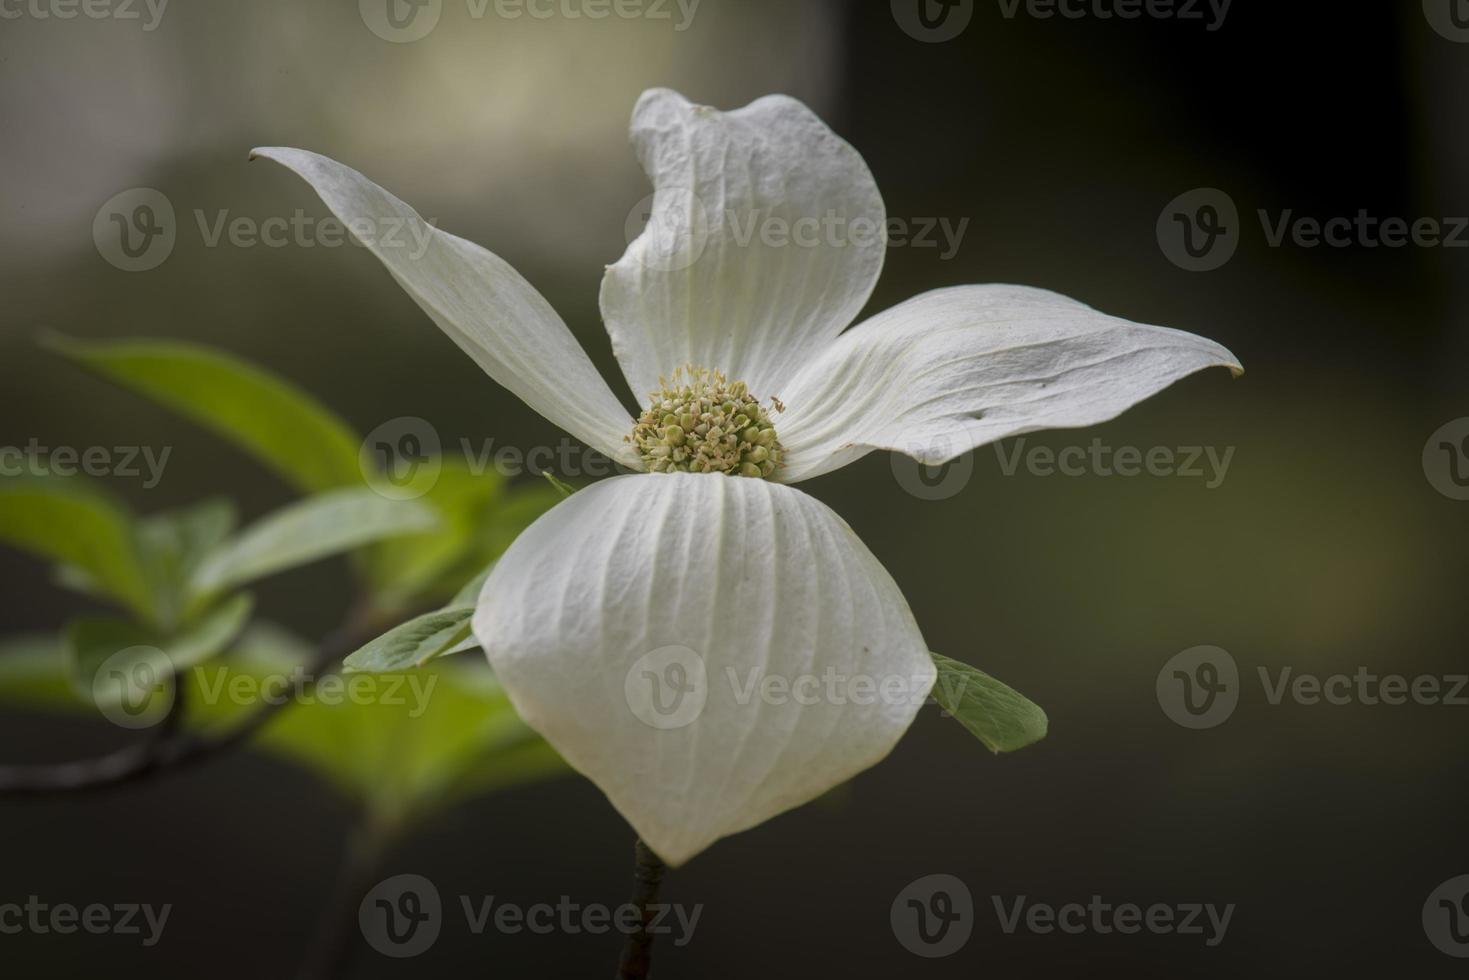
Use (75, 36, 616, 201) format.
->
(605, 87, 888, 403)
(248, 145, 290, 165)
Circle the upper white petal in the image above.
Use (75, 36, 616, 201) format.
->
(774, 284, 1243, 482)
(473, 472, 934, 866)
(599, 89, 887, 404)
(251, 147, 639, 467)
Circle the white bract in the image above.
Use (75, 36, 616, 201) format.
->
(254, 88, 1240, 866)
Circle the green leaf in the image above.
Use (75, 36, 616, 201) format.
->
(136, 499, 238, 628)
(229, 620, 317, 666)
(364, 465, 560, 612)
(0, 633, 79, 706)
(139, 499, 237, 578)
(362, 460, 503, 610)
(542, 471, 576, 497)
(191, 488, 438, 597)
(0, 632, 566, 825)
(65, 594, 255, 701)
(169, 593, 256, 668)
(929, 653, 1048, 753)
(0, 477, 153, 621)
(343, 607, 472, 673)
(44, 334, 362, 494)
(185, 657, 565, 823)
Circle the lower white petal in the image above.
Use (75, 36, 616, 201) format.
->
(775, 284, 1243, 482)
(251, 147, 639, 467)
(473, 472, 935, 866)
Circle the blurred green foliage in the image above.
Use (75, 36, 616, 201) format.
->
(0, 337, 570, 840)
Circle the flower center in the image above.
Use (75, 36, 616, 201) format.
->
(629, 366, 783, 477)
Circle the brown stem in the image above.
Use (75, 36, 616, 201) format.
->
(296, 811, 393, 980)
(0, 619, 366, 798)
(615, 838, 669, 980)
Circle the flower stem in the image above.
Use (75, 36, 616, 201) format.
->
(615, 838, 668, 979)
(297, 810, 393, 979)
(0, 602, 378, 797)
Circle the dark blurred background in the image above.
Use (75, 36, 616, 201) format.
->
(3, 0, 1468, 975)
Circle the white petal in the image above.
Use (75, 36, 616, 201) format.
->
(251, 147, 639, 467)
(775, 284, 1243, 482)
(599, 89, 886, 403)
(474, 472, 934, 866)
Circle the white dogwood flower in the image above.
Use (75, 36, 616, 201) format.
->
(254, 88, 1240, 865)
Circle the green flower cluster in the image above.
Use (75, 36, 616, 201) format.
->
(630, 366, 783, 477)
